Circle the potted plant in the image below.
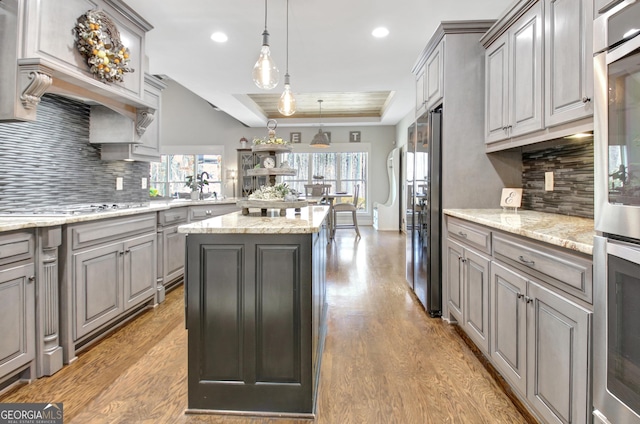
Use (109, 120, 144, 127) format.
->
(185, 175, 208, 200)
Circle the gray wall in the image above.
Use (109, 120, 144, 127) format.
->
(522, 138, 594, 219)
(0, 94, 149, 212)
(160, 80, 397, 220)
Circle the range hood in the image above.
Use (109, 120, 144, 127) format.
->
(0, 0, 155, 137)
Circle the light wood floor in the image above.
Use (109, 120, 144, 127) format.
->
(1, 227, 533, 423)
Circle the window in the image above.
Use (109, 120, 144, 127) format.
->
(280, 151, 368, 211)
(150, 154, 222, 198)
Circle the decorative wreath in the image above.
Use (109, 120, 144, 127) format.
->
(73, 10, 134, 83)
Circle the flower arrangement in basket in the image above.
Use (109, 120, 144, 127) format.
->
(249, 183, 298, 201)
(73, 10, 134, 83)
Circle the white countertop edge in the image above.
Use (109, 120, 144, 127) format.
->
(443, 209, 595, 256)
(0, 198, 242, 232)
(178, 206, 330, 235)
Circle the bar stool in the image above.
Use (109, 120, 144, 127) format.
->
(332, 184, 360, 238)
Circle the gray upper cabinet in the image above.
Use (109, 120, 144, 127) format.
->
(482, 0, 595, 151)
(594, 0, 623, 13)
(413, 39, 444, 117)
(485, 3, 544, 144)
(544, 0, 594, 127)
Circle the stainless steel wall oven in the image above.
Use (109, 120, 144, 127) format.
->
(594, 1, 640, 422)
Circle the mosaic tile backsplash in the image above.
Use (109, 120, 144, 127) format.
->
(0, 94, 149, 212)
(522, 138, 594, 219)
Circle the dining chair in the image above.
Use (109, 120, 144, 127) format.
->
(304, 184, 330, 198)
(332, 184, 360, 238)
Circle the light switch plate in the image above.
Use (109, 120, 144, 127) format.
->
(116, 177, 123, 190)
(545, 172, 554, 191)
(141, 177, 147, 189)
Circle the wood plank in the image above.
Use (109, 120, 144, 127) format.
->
(0, 227, 533, 423)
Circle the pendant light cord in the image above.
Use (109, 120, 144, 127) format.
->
(264, 0, 268, 31)
(285, 0, 289, 75)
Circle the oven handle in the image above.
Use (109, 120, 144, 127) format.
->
(606, 239, 640, 264)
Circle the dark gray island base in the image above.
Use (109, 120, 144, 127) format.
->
(179, 207, 329, 417)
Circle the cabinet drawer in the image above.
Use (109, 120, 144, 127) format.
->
(447, 217, 491, 254)
(71, 213, 157, 251)
(189, 204, 239, 222)
(0, 231, 34, 267)
(158, 207, 188, 227)
(493, 233, 592, 303)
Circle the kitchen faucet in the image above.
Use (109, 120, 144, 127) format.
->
(198, 172, 210, 199)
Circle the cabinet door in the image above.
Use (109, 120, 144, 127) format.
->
(123, 233, 156, 311)
(415, 66, 426, 116)
(446, 238, 464, 322)
(595, 0, 623, 13)
(527, 280, 591, 424)
(485, 33, 510, 143)
(425, 41, 444, 109)
(545, 0, 594, 126)
(238, 150, 255, 198)
(490, 261, 527, 396)
(509, 3, 544, 138)
(74, 243, 123, 339)
(163, 225, 186, 284)
(463, 249, 491, 354)
(0, 264, 35, 378)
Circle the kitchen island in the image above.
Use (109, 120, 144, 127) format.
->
(178, 205, 329, 417)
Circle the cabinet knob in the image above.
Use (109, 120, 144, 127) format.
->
(457, 231, 468, 238)
(205, 210, 212, 215)
(518, 255, 535, 266)
(517, 293, 524, 300)
(461, 258, 467, 263)
(125, 249, 131, 253)
(582, 96, 591, 103)
(524, 296, 533, 304)
(119, 251, 125, 256)
(28, 275, 35, 282)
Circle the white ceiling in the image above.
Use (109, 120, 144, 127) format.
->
(124, 0, 513, 128)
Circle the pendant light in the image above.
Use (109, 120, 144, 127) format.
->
(310, 100, 330, 148)
(277, 0, 296, 116)
(252, 0, 279, 90)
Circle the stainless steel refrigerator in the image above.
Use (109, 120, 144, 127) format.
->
(405, 107, 442, 317)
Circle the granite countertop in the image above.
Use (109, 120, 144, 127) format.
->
(178, 205, 330, 235)
(0, 198, 240, 233)
(443, 209, 595, 255)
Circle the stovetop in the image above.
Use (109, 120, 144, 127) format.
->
(0, 203, 150, 217)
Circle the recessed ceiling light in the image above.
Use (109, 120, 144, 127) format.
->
(372, 27, 389, 38)
(210, 32, 228, 43)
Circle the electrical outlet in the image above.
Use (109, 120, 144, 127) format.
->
(116, 177, 123, 191)
(141, 177, 147, 189)
(545, 172, 554, 191)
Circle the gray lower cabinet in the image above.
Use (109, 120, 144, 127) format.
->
(156, 207, 189, 302)
(0, 261, 35, 384)
(491, 261, 591, 424)
(445, 238, 491, 354)
(445, 215, 592, 424)
(61, 214, 157, 363)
